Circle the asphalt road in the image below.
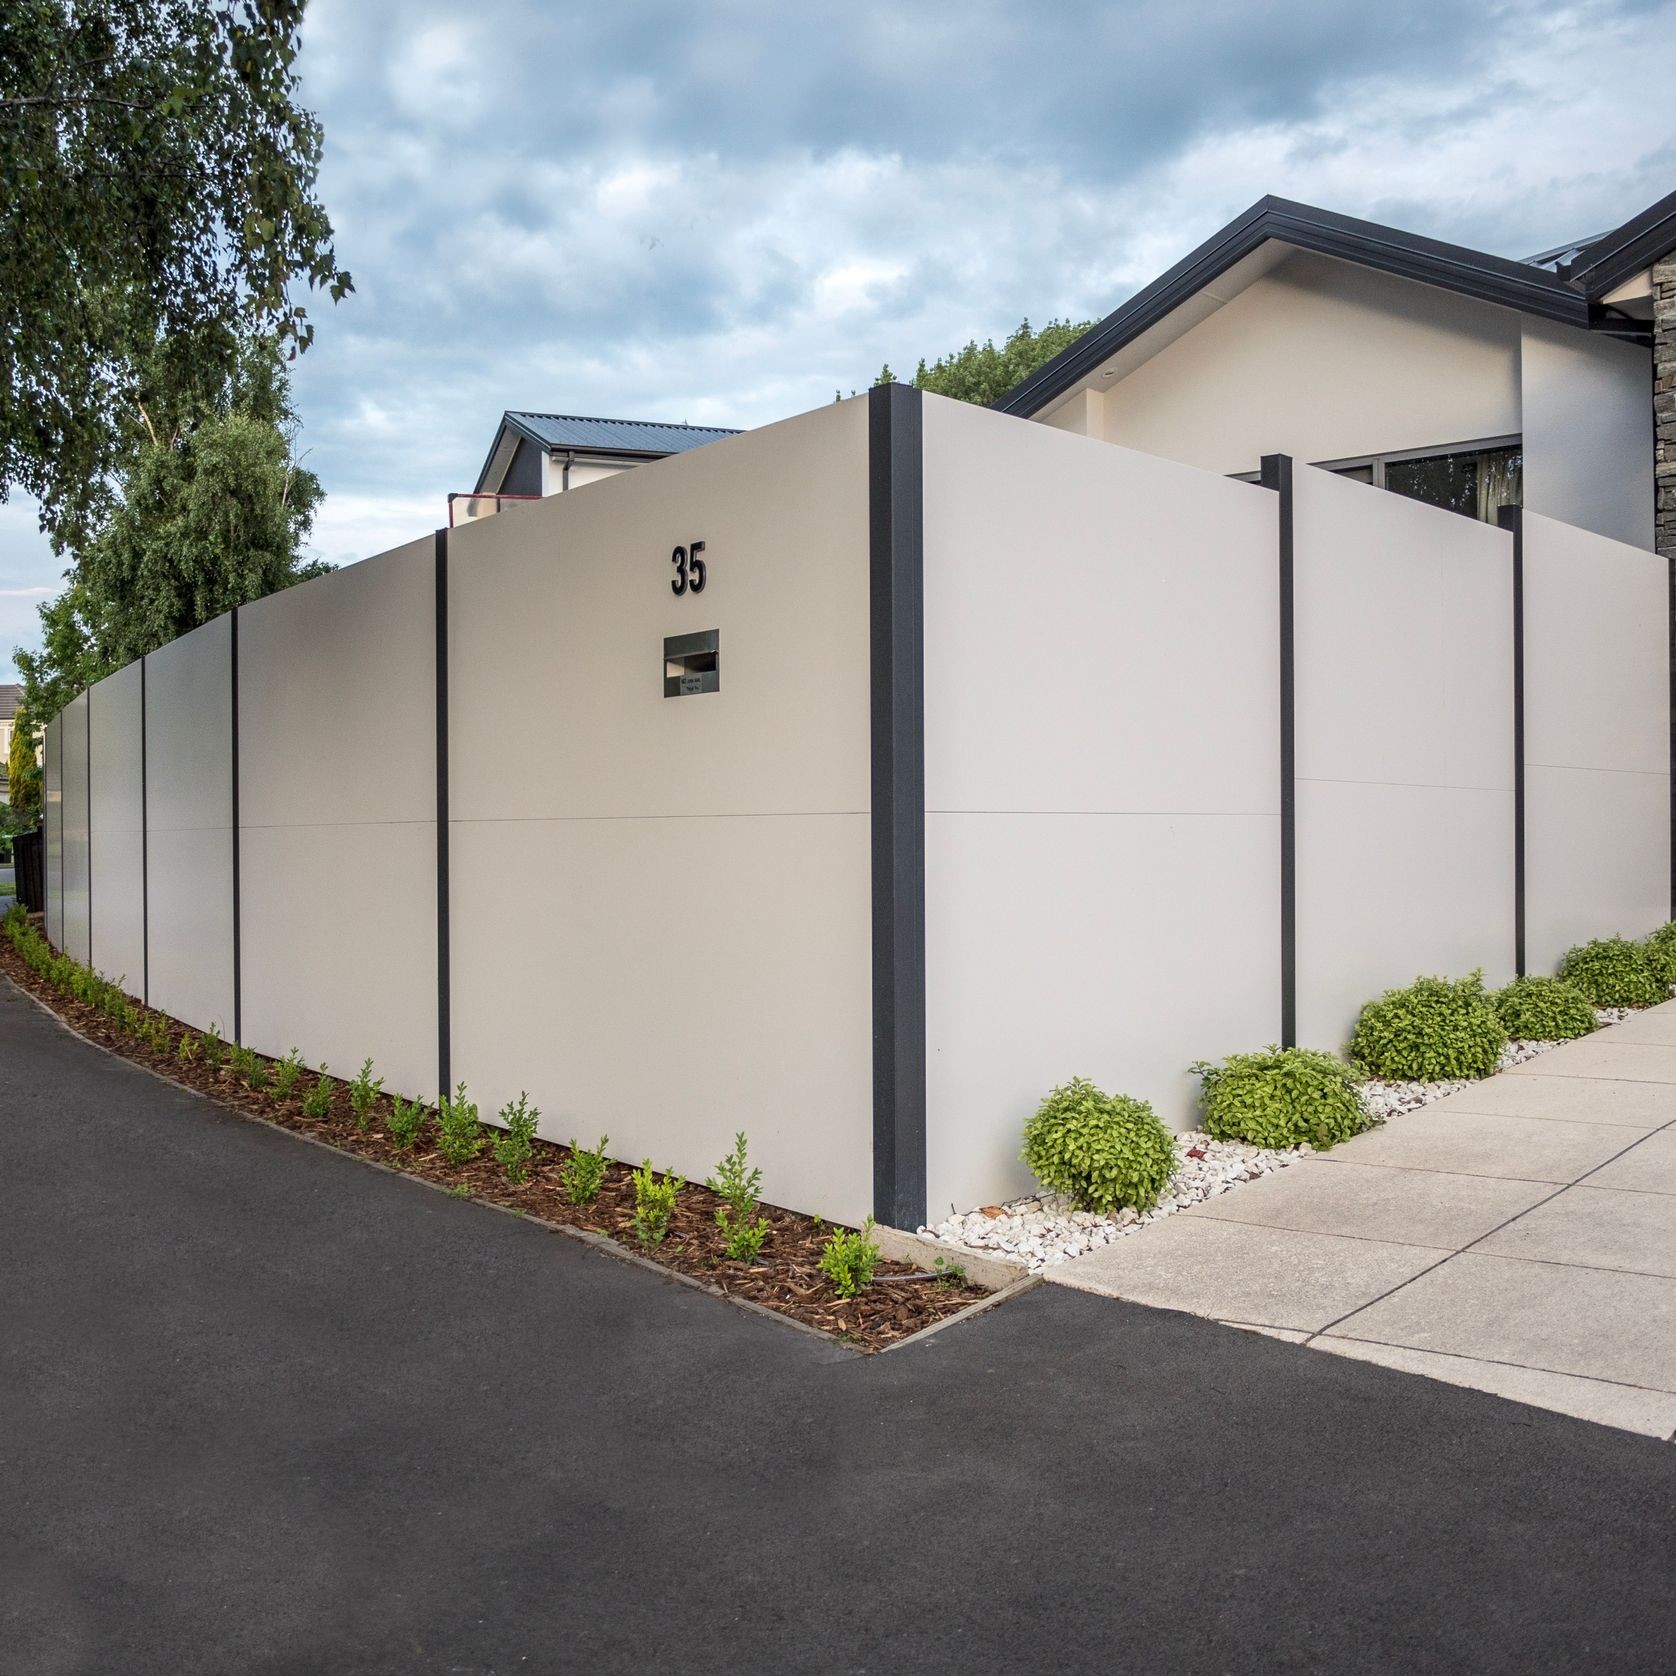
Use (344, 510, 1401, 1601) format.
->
(5, 971, 1675, 1676)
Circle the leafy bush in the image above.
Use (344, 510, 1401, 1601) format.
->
(1348, 971, 1506, 1081)
(631, 1161, 684, 1248)
(228, 1044, 267, 1091)
(177, 1031, 201, 1064)
(493, 1092, 540, 1184)
(1192, 1046, 1369, 1150)
(707, 1131, 769, 1261)
(348, 1058, 384, 1131)
(819, 1218, 880, 1299)
(1492, 975, 1597, 1042)
(562, 1135, 610, 1205)
(272, 1049, 304, 1100)
(436, 1082, 484, 1166)
(387, 1094, 428, 1150)
(1643, 922, 1676, 988)
(1020, 1077, 1176, 1213)
(201, 1023, 226, 1071)
(1559, 937, 1664, 1008)
(301, 1067, 333, 1119)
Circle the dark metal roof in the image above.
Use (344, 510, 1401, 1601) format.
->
(1561, 187, 1676, 297)
(994, 195, 1600, 419)
(1522, 236, 1604, 273)
(503, 411, 740, 455)
(474, 411, 741, 495)
(0, 684, 20, 723)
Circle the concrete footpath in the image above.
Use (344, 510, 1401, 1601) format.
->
(1053, 1003, 1676, 1437)
(5, 972, 1676, 1675)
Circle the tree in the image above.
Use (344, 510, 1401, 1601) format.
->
(876, 318, 1095, 408)
(13, 336, 328, 740)
(7, 718, 42, 821)
(0, 0, 351, 548)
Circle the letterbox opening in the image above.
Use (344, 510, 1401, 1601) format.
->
(664, 629, 719, 696)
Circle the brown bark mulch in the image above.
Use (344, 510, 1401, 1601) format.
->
(1, 919, 988, 1351)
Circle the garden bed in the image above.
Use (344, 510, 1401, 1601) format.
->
(0, 916, 990, 1352)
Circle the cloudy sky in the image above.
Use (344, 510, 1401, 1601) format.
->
(4, 0, 1675, 680)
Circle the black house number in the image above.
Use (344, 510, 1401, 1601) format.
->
(670, 540, 708, 596)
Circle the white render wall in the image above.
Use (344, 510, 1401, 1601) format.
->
(59, 690, 90, 966)
(44, 712, 62, 949)
(1092, 252, 1522, 476)
(1521, 511, 1670, 972)
(920, 395, 1283, 1214)
(237, 540, 439, 1098)
(448, 399, 875, 1223)
(144, 614, 235, 1036)
(88, 662, 146, 998)
(1520, 320, 1655, 550)
(1291, 465, 1517, 1048)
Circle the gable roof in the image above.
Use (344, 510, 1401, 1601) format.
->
(474, 411, 741, 494)
(0, 684, 20, 724)
(1560, 187, 1676, 298)
(993, 194, 1647, 421)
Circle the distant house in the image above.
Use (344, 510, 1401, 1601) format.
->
(0, 683, 21, 804)
(455, 411, 740, 523)
(995, 188, 1676, 558)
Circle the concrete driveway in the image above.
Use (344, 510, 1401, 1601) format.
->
(1052, 1003, 1676, 1438)
(8, 971, 1676, 1673)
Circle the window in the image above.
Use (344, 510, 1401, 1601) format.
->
(1328, 440, 1522, 524)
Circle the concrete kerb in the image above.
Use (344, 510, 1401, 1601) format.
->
(4, 972, 1027, 1356)
(871, 1222, 1030, 1291)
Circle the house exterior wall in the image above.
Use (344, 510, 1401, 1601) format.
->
(237, 538, 439, 1099)
(1520, 318, 1655, 549)
(143, 614, 235, 1037)
(447, 398, 874, 1223)
(1091, 252, 1523, 475)
(1521, 510, 1670, 972)
(87, 661, 146, 999)
(920, 395, 1283, 1212)
(1290, 466, 1517, 1049)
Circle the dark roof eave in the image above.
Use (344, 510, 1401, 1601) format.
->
(994, 196, 1594, 419)
(1563, 188, 1676, 298)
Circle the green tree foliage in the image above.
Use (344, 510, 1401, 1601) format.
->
(0, 0, 352, 547)
(7, 717, 41, 820)
(877, 317, 1094, 407)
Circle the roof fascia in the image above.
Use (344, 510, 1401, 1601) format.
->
(1564, 189, 1676, 298)
(994, 196, 1592, 418)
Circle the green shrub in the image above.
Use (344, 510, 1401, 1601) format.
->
(1348, 970, 1506, 1081)
(1020, 1077, 1176, 1213)
(1492, 975, 1598, 1042)
(493, 1092, 540, 1184)
(228, 1044, 267, 1091)
(436, 1082, 484, 1166)
(387, 1094, 428, 1150)
(819, 1218, 880, 1299)
(562, 1135, 610, 1205)
(631, 1161, 684, 1248)
(1191, 1046, 1369, 1150)
(272, 1049, 304, 1100)
(177, 1031, 201, 1065)
(1643, 922, 1676, 987)
(348, 1058, 384, 1131)
(301, 1067, 333, 1119)
(707, 1131, 769, 1262)
(201, 1023, 226, 1072)
(1559, 937, 1663, 1008)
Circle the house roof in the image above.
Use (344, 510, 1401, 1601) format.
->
(1559, 187, 1676, 298)
(994, 194, 1659, 420)
(0, 684, 20, 724)
(474, 411, 741, 494)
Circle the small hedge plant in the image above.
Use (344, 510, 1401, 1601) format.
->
(1349, 970, 1506, 1082)
(1640, 922, 1676, 990)
(1192, 1046, 1369, 1151)
(1020, 1077, 1176, 1214)
(1558, 937, 1663, 1009)
(1491, 975, 1597, 1042)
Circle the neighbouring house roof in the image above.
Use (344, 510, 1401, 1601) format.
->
(474, 411, 741, 495)
(994, 193, 1664, 420)
(0, 683, 20, 724)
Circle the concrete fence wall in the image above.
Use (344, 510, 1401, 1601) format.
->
(31, 391, 1673, 1226)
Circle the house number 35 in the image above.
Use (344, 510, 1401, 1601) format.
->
(670, 541, 707, 596)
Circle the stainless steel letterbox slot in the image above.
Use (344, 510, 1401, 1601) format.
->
(664, 629, 719, 696)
